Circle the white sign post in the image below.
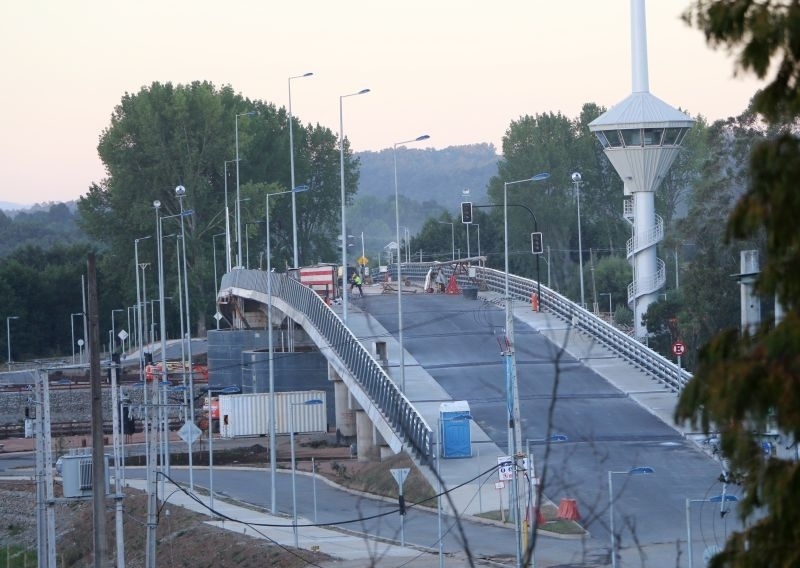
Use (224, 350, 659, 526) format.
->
(391, 467, 411, 546)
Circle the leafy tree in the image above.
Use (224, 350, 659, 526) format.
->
(79, 81, 354, 332)
(671, 108, 768, 369)
(488, 109, 632, 299)
(676, 2, 800, 565)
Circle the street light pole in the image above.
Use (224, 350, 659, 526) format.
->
(503, 173, 549, 567)
(235, 111, 257, 268)
(339, 88, 370, 326)
(289, 72, 313, 268)
(223, 160, 236, 272)
(393, 134, 430, 393)
(290, 398, 323, 548)
(71, 312, 82, 364)
(6, 316, 19, 371)
(175, 185, 196, 489)
(212, 232, 226, 292)
(265, 185, 310, 514)
(571, 172, 585, 308)
(608, 466, 655, 568)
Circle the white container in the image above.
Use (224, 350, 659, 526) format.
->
(219, 390, 327, 438)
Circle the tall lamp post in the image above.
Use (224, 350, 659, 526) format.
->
(265, 184, 310, 514)
(608, 466, 654, 568)
(175, 185, 196, 489)
(223, 159, 236, 272)
(503, 172, 549, 567)
(288, 72, 313, 268)
(71, 312, 83, 364)
(290, 398, 323, 547)
(339, 88, 370, 326)
(571, 172, 585, 308)
(393, 134, 430, 392)
(235, 111, 257, 268)
(6, 316, 19, 371)
(474, 224, 481, 258)
(134, 236, 151, 378)
(686, 494, 738, 568)
(212, 232, 226, 292)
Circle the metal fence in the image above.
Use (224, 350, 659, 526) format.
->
(393, 263, 691, 393)
(220, 270, 433, 459)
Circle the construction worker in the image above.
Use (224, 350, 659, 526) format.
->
(350, 272, 364, 297)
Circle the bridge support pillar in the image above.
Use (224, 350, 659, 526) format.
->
(355, 410, 379, 462)
(332, 374, 356, 438)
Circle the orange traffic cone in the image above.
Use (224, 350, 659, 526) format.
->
(531, 292, 540, 312)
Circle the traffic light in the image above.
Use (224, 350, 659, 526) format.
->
(531, 232, 544, 255)
(461, 201, 473, 224)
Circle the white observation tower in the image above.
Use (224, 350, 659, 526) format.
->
(589, 0, 694, 339)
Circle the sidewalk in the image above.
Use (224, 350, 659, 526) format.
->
(123, 474, 450, 568)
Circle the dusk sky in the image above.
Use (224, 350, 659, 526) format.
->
(1, 1, 765, 205)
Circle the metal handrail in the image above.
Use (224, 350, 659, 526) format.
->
(219, 270, 432, 459)
(627, 215, 664, 257)
(395, 263, 690, 392)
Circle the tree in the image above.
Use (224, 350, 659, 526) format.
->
(488, 110, 631, 299)
(79, 81, 354, 332)
(676, 2, 800, 565)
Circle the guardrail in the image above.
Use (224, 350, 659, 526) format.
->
(220, 270, 432, 459)
(393, 262, 691, 392)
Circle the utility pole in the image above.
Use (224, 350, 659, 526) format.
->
(87, 254, 109, 567)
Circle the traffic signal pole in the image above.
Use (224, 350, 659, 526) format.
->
(473, 203, 544, 311)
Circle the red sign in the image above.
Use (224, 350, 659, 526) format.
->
(672, 341, 686, 357)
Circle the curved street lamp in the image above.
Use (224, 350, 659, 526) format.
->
(393, 134, 430, 392)
(608, 466, 655, 568)
(288, 72, 313, 268)
(290, 398, 323, 547)
(235, 111, 258, 268)
(339, 88, 370, 325)
(265, 184, 310, 514)
(571, 172, 585, 308)
(502, 172, 550, 566)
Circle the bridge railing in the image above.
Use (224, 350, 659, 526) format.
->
(220, 270, 433, 459)
(394, 263, 690, 392)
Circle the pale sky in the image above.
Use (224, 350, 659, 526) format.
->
(0, 1, 764, 205)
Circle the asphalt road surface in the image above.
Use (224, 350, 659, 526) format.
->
(359, 293, 741, 562)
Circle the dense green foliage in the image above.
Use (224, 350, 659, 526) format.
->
(0, 242, 97, 361)
(675, 2, 800, 566)
(78, 81, 357, 333)
(0, 203, 87, 258)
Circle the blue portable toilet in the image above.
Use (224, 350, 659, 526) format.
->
(439, 401, 472, 458)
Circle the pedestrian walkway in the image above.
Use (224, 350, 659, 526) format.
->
(123, 474, 467, 568)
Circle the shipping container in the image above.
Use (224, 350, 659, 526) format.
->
(218, 390, 327, 438)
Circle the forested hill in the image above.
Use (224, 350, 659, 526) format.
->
(0, 202, 88, 258)
(356, 143, 499, 208)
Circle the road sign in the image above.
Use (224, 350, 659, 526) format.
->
(118, 329, 129, 341)
(672, 341, 686, 357)
(390, 467, 410, 488)
(498, 456, 514, 480)
(357, 255, 368, 266)
(178, 421, 202, 445)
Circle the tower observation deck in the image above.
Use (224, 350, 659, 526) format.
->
(588, 0, 694, 339)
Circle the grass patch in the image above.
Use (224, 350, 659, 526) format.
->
(474, 502, 586, 536)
